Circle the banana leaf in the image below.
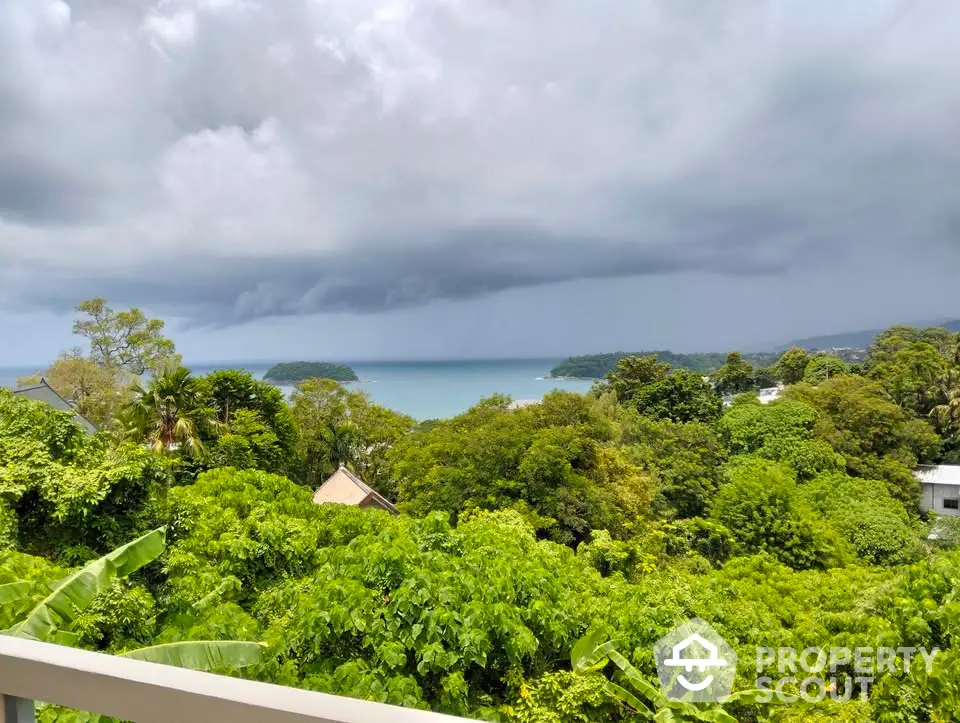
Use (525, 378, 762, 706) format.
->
(570, 628, 617, 673)
(0, 581, 32, 605)
(14, 528, 165, 642)
(120, 641, 267, 671)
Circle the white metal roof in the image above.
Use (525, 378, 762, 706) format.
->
(914, 465, 960, 487)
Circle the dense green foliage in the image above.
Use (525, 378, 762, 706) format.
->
(802, 353, 851, 384)
(290, 378, 414, 489)
(388, 393, 651, 545)
(550, 351, 779, 379)
(599, 356, 722, 425)
(263, 361, 359, 383)
(711, 352, 757, 396)
(7, 307, 960, 721)
(784, 376, 939, 502)
(0, 389, 167, 560)
(773, 347, 810, 385)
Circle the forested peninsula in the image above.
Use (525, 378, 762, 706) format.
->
(263, 361, 358, 383)
(550, 350, 780, 378)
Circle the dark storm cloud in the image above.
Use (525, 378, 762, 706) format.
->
(2, 0, 960, 324)
(6, 215, 824, 325)
(0, 154, 99, 223)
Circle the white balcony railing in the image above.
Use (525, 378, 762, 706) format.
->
(0, 636, 473, 723)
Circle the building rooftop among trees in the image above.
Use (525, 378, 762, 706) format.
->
(312, 465, 398, 514)
(12, 378, 98, 435)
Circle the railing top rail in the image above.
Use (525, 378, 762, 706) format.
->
(0, 636, 471, 723)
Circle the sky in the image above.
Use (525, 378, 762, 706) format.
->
(2, 0, 960, 364)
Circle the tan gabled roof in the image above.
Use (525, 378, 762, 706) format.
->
(313, 465, 398, 514)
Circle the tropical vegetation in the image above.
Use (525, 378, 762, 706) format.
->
(5, 299, 960, 720)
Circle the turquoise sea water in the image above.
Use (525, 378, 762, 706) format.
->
(0, 359, 594, 421)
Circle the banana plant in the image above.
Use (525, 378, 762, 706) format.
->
(0, 581, 33, 605)
(0, 528, 265, 672)
(571, 628, 762, 722)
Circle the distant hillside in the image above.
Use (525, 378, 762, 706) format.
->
(263, 361, 358, 384)
(550, 351, 779, 379)
(779, 319, 960, 352)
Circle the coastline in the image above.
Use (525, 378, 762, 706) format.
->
(262, 377, 362, 386)
(542, 375, 599, 381)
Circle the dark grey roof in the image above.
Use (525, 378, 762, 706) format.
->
(12, 379, 98, 435)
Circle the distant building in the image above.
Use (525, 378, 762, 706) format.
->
(312, 465, 398, 514)
(915, 465, 960, 517)
(507, 399, 540, 410)
(721, 383, 784, 408)
(12, 379, 97, 435)
(757, 384, 784, 405)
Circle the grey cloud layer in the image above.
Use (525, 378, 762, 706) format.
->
(1, 0, 959, 323)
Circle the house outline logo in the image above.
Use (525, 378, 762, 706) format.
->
(662, 632, 728, 691)
(653, 618, 737, 702)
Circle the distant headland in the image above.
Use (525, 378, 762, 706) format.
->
(548, 351, 781, 379)
(263, 361, 359, 384)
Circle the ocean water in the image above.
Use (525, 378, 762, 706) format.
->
(0, 359, 594, 421)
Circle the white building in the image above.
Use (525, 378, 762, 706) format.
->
(757, 384, 784, 405)
(915, 465, 960, 517)
(721, 383, 784, 408)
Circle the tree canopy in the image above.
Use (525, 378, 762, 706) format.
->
(73, 297, 180, 375)
(600, 356, 721, 424)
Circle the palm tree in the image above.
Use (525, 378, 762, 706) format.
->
(933, 388, 960, 430)
(931, 369, 960, 431)
(324, 419, 360, 471)
(120, 365, 212, 458)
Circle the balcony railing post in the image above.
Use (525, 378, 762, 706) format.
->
(1, 695, 35, 723)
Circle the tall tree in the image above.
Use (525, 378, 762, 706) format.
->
(774, 347, 810, 384)
(710, 351, 755, 395)
(932, 372, 960, 431)
(802, 354, 851, 385)
(752, 366, 778, 389)
(389, 393, 653, 545)
(121, 366, 213, 458)
(868, 341, 947, 415)
(784, 376, 940, 503)
(632, 370, 722, 424)
(865, 325, 960, 371)
(709, 458, 851, 570)
(199, 370, 298, 474)
(73, 297, 180, 375)
(620, 414, 726, 518)
(602, 355, 671, 405)
(290, 378, 413, 488)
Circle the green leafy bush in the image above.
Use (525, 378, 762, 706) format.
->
(709, 458, 853, 569)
